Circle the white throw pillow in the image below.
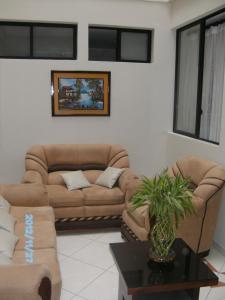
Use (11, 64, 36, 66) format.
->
(0, 195, 11, 212)
(95, 167, 124, 188)
(0, 253, 12, 265)
(61, 171, 91, 191)
(0, 229, 19, 258)
(0, 210, 16, 233)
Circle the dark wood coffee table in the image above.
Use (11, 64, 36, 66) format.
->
(110, 239, 218, 300)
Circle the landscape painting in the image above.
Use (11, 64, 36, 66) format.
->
(51, 71, 110, 116)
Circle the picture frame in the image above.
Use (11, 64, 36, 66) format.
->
(51, 71, 111, 116)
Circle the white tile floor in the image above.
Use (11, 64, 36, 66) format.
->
(57, 230, 225, 300)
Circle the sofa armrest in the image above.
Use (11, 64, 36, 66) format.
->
(0, 184, 48, 207)
(192, 195, 205, 211)
(22, 170, 44, 184)
(0, 264, 51, 300)
(118, 168, 139, 194)
(124, 178, 142, 208)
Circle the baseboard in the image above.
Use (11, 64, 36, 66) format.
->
(213, 241, 225, 257)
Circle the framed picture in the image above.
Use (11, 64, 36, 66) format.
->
(51, 71, 111, 116)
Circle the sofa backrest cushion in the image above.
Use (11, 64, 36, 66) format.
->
(48, 170, 102, 185)
(25, 144, 129, 177)
(168, 155, 225, 200)
(168, 155, 218, 186)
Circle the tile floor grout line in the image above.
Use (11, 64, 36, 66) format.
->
(76, 267, 113, 296)
(62, 287, 77, 296)
(68, 242, 117, 269)
(105, 263, 117, 273)
(61, 266, 105, 298)
(58, 232, 124, 299)
(92, 239, 120, 245)
(59, 248, 111, 272)
(70, 255, 115, 271)
(67, 238, 110, 257)
(205, 287, 212, 300)
(57, 238, 95, 255)
(75, 263, 119, 298)
(58, 240, 122, 258)
(72, 294, 89, 300)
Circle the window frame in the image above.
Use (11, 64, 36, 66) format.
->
(88, 26, 152, 63)
(173, 7, 225, 145)
(0, 21, 77, 60)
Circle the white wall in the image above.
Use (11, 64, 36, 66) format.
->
(171, 0, 225, 28)
(168, 0, 225, 249)
(0, 0, 175, 183)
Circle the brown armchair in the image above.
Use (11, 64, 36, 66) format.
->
(22, 144, 138, 230)
(121, 155, 225, 255)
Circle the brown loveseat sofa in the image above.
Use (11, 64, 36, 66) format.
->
(122, 155, 225, 255)
(0, 184, 61, 300)
(22, 144, 137, 230)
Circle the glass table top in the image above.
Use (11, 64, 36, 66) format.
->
(110, 239, 218, 293)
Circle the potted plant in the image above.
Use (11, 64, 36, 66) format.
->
(131, 171, 195, 263)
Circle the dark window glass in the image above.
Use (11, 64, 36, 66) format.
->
(0, 25, 30, 57)
(0, 22, 76, 59)
(120, 31, 149, 62)
(33, 26, 74, 58)
(89, 26, 151, 63)
(89, 28, 117, 61)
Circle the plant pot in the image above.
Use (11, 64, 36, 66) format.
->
(149, 219, 176, 263)
(149, 246, 176, 263)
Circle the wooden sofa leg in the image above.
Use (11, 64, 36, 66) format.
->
(39, 277, 51, 300)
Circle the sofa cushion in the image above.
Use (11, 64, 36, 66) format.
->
(61, 171, 91, 191)
(11, 206, 55, 223)
(47, 185, 84, 208)
(15, 221, 56, 250)
(0, 209, 16, 233)
(0, 195, 11, 212)
(83, 185, 124, 205)
(83, 170, 103, 184)
(95, 167, 124, 188)
(0, 229, 19, 258)
(13, 248, 61, 300)
(48, 171, 67, 185)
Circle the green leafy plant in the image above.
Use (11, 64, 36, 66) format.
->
(131, 171, 195, 259)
